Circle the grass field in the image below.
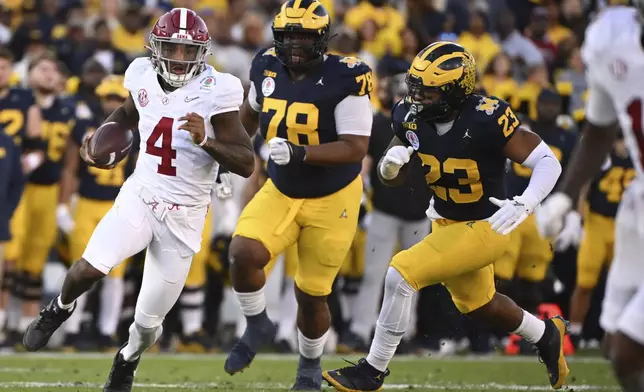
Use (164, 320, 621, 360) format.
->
(0, 353, 620, 391)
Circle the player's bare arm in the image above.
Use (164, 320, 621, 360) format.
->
(302, 134, 369, 165)
(559, 122, 618, 202)
(239, 99, 260, 138)
(178, 111, 254, 178)
(377, 135, 414, 187)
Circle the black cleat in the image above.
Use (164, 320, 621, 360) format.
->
(336, 330, 369, 354)
(177, 330, 215, 353)
(323, 358, 389, 392)
(103, 344, 140, 392)
(224, 311, 276, 375)
(23, 297, 75, 352)
(224, 340, 256, 375)
(536, 316, 570, 390)
(292, 375, 322, 391)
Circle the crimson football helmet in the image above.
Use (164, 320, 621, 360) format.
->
(148, 8, 210, 87)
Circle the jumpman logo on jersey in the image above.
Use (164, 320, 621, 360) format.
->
(317, 77, 324, 86)
(463, 129, 472, 139)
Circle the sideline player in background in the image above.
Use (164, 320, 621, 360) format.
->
(0, 130, 23, 299)
(57, 75, 137, 352)
(323, 42, 569, 391)
(15, 53, 75, 346)
(568, 135, 634, 347)
(225, 1, 373, 389)
(0, 45, 42, 341)
(538, 5, 644, 390)
(21, 8, 253, 392)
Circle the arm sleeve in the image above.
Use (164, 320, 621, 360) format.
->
(209, 75, 244, 117)
(247, 83, 261, 112)
(519, 141, 562, 207)
(335, 95, 373, 136)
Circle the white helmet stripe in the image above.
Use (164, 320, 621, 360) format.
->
(179, 8, 188, 30)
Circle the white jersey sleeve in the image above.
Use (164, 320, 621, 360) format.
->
(123, 57, 151, 95)
(581, 6, 644, 175)
(209, 73, 244, 118)
(334, 95, 373, 136)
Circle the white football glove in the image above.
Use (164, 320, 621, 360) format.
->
(267, 137, 306, 166)
(56, 204, 75, 234)
(425, 197, 444, 221)
(489, 195, 536, 235)
(215, 172, 233, 200)
(535, 192, 573, 239)
(267, 137, 291, 165)
(554, 210, 583, 252)
(379, 146, 414, 180)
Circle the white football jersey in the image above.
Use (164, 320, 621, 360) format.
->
(582, 6, 644, 176)
(123, 57, 243, 206)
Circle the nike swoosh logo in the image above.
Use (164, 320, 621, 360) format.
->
(185, 96, 199, 102)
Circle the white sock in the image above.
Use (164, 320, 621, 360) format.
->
(512, 310, 546, 344)
(298, 329, 328, 359)
(234, 286, 266, 317)
(179, 287, 205, 336)
(99, 277, 125, 336)
(6, 296, 21, 330)
(18, 316, 36, 333)
(569, 322, 583, 335)
(366, 268, 416, 372)
(64, 293, 87, 334)
(57, 295, 75, 310)
(121, 322, 162, 362)
(276, 278, 298, 341)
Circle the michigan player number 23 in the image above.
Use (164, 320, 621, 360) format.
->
(263, 98, 320, 146)
(418, 154, 483, 204)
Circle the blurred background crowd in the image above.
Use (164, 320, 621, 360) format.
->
(0, 0, 630, 357)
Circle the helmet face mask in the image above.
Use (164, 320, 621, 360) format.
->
(148, 8, 211, 88)
(404, 42, 476, 123)
(272, 0, 331, 72)
(149, 38, 209, 87)
(273, 29, 329, 70)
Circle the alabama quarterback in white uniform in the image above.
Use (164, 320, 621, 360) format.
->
(22, 8, 254, 392)
(538, 3, 644, 391)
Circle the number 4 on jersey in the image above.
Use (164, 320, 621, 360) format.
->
(146, 117, 177, 176)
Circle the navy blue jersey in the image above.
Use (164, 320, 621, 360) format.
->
(587, 150, 635, 218)
(250, 48, 373, 198)
(73, 119, 137, 201)
(0, 88, 36, 148)
(392, 95, 518, 221)
(505, 123, 578, 198)
(29, 97, 76, 185)
(0, 131, 24, 241)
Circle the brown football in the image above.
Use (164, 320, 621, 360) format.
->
(88, 122, 133, 167)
